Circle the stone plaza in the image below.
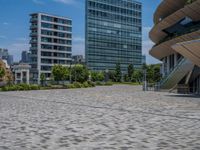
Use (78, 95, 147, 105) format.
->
(0, 85, 200, 150)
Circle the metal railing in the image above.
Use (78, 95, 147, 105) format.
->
(160, 57, 186, 86)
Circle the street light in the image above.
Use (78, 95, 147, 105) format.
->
(69, 61, 72, 83)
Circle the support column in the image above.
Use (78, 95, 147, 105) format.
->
(167, 56, 170, 73)
(174, 53, 177, 66)
(20, 71, 23, 84)
(27, 70, 30, 84)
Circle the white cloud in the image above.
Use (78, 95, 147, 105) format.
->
(3, 22, 8, 25)
(53, 0, 77, 4)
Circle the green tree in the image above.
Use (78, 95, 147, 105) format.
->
(52, 65, 69, 81)
(97, 72, 105, 81)
(132, 70, 143, 83)
(108, 71, 115, 82)
(128, 64, 134, 81)
(91, 72, 98, 82)
(91, 72, 105, 82)
(71, 65, 89, 83)
(115, 63, 122, 82)
(40, 73, 46, 86)
(0, 67, 5, 81)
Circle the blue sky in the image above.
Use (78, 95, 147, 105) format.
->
(0, 0, 161, 64)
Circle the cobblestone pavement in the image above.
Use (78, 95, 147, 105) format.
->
(0, 85, 200, 150)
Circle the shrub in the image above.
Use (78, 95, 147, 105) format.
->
(83, 82, 89, 88)
(87, 81, 95, 87)
(73, 82, 83, 88)
(30, 85, 40, 90)
(1, 84, 40, 91)
(104, 82, 113, 86)
(95, 81, 103, 86)
(65, 84, 75, 89)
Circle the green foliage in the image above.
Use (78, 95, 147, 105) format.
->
(146, 64, 162, 83)
(40, 73, 46, 81)
(0, 67, 5, 79)
(104, 81, 113, 86)
(1, 84, 40, 91)
(52, 65, 69, 81)
(91, 71, 105, 82)
(65, 84, 75, 89)
(108, 71, 116, 82)
(132, 70, 143, 83)
(128, 64, 134, 80)
(40, 73, 46, 86)
(87, 81, 95, 87)
(95, 81, 103, 86)
(71, 65, 89, 83)
(73, 82, 83, 88)
(115, 63, 122, 82)
(123, 74, 129, 82)
(83, 81, 89, 88)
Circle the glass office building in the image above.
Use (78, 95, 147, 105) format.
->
(85, 0, 142, 72)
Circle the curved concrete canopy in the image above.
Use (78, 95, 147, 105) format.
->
(149, 30, 200, 59)
(154, 0, 186, 24)
(172, 39, 200, 67)
(150, 0, 200, 43)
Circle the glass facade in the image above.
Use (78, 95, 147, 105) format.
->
(85, 0, 142, 72)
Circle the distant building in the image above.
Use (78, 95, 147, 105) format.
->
(21, 51, 31, 63)
(72, 55, 85, 64)
(0, 48, 13, 65)
(85, 0, 142, 72)
(29, 13, 72, 83)
(12, 63, 31, 84)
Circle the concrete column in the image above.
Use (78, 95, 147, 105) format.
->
(167, 56, 170, 73)
(15, 72, 17, 84)
(27, 70, 30, 84)
(174, 53, 177, 66)
(20, 71, 23, 84)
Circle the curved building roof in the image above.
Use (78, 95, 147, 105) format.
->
(150, 0, 200, 43)
(149, 0, 200, 60)
(153, 0, 186, 24)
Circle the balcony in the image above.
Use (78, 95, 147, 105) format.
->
(155, 21, 200, 47)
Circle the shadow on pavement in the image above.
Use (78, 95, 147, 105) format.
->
(166, 94, 200, 99)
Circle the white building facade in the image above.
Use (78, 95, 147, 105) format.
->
(29, 13, 72, 83)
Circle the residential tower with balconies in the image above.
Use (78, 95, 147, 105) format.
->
(29, 13, 72, 83)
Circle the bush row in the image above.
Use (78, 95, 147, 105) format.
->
(0, 81, 113, 91)
(1, 84, 40, 91)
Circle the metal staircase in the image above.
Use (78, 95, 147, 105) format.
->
(160, 58, 194, 89)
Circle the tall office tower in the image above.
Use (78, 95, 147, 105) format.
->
(85, 0, 142, 72)
(0, 48, 13, 65)
(29, 13, 72, 83)
(149, 0, 200, 93)
(21, 51, 31, 63)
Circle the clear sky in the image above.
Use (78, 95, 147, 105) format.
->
(0, 0, 161, 64)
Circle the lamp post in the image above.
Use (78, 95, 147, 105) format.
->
(69, 62, 72, 83)
(105, 69, 109, 82)
(143, 68, 147, 91)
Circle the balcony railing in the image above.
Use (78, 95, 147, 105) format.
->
(160, 57, 186, 86)
(155, 22, 200, 47)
